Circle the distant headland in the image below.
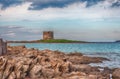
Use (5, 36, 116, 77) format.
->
(115, 40, 120, 42)
(7, 31, 88, 43)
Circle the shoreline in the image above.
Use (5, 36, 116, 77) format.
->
(0, 45, 119, 79)
(7, 39, 119, 43)
(7, 42, 119, 45)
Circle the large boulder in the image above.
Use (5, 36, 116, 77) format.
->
(2, 64, 14, 79)
(29, 63, 42, 78)
(112, 68, 120, 79)
(65, 71, 87, 79)
(41, 67, 55, 78)
(8, 72, 16, 79)
(71, 64, 100, 74)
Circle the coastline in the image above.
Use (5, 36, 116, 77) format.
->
(0, 45, 119, 79)
(7, 42, 89, 44)
(7, 39, 88, 43)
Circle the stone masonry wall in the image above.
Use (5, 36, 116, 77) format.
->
(0, 38, 7, 55)
(43, 31, 54, 40)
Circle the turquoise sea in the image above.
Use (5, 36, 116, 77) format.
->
(9, 43, 120, 68)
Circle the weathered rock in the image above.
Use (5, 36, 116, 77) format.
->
(70, 64, 99, 73)
(2, 64, 14, 79)
(112, 68, 120, 79)
(30, 63, 42, 78)
(67, 56, 109, 65)
(15, 65, 24, 79)
(8, 72, 16, 79)
(65, 71, 87, 79)
(88, 75, 97, 79)
(42, 68, 55, 78)
(22, 65, 30, 77)
(55, 61, 71, 74)
(0, 46, 111, 79)
(67, 52, 83, 57)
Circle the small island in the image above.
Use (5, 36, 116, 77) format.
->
(7, 31, 88, 43)
(7, 39, 87, 43)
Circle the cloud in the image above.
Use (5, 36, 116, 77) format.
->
(28, 0, 81, 10)
(0, 0, 120, 10)
(0, 1, 120, 22)
(3, 32, 16, 37)
(111, 0, 120, 7)
(0, 26, 43, 40)
(0, 0, 88, 10)
(0, 2, 31, 21)
(0, 0, 23, 9)
(8, 26, 21, 28)
(28, 0, 120, 10)
(0, 0, 120, 20)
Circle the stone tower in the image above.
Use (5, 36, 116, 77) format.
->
(0, 38, 7, 55)
(43, 31, 54, 40)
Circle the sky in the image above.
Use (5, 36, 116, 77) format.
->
(0, 0, 120, 42)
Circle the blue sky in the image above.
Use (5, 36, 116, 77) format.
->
(0, 0, 120, 42)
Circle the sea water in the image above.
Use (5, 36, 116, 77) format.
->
(9, 43, 120, 68)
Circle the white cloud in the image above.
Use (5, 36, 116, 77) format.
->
(0, 1, 120, 21)
(0, 2, 32, 21)
(2, 32, 16, 37)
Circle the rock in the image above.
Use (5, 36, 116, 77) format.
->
(88, 75, 97, 79)
(67, 55, 109, 65)
(70, 64, 99, 73)
(2, 64, 14, 79)
(25, 51, 35, 58)
(22, 65, 30, 77)
(0, 57, 8, 79)
(15, 65, 23, 79)
(53, 61, 71, 74)
(42, 68, 55, 78)
(112, 68, 120, 79)
(67, 52, 83, 56)
(65, 71, 87, 79)
(88, 71, 110, 79)
(57, 61, 71, 73)
(8, 72, 16, 79)
(0, 45, 112, 79)
(15, 45, 26, 49)
(30, 63, 42, 78)
(0, 71, 4, 79)
(0, 57, 8, 71)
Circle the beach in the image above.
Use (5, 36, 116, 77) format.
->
(0, 45, 119, 79)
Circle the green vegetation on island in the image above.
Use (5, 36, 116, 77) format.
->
(7, 31, 88, 43)
(7, 39, 87, 43)
(38, 39, 87, 43)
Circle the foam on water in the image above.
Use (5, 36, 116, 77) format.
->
(87, 52, 120, 68)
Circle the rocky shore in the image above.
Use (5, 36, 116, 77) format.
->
(0, 45, 119, 79)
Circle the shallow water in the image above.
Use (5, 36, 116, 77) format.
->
(9, 43, 120, 68)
